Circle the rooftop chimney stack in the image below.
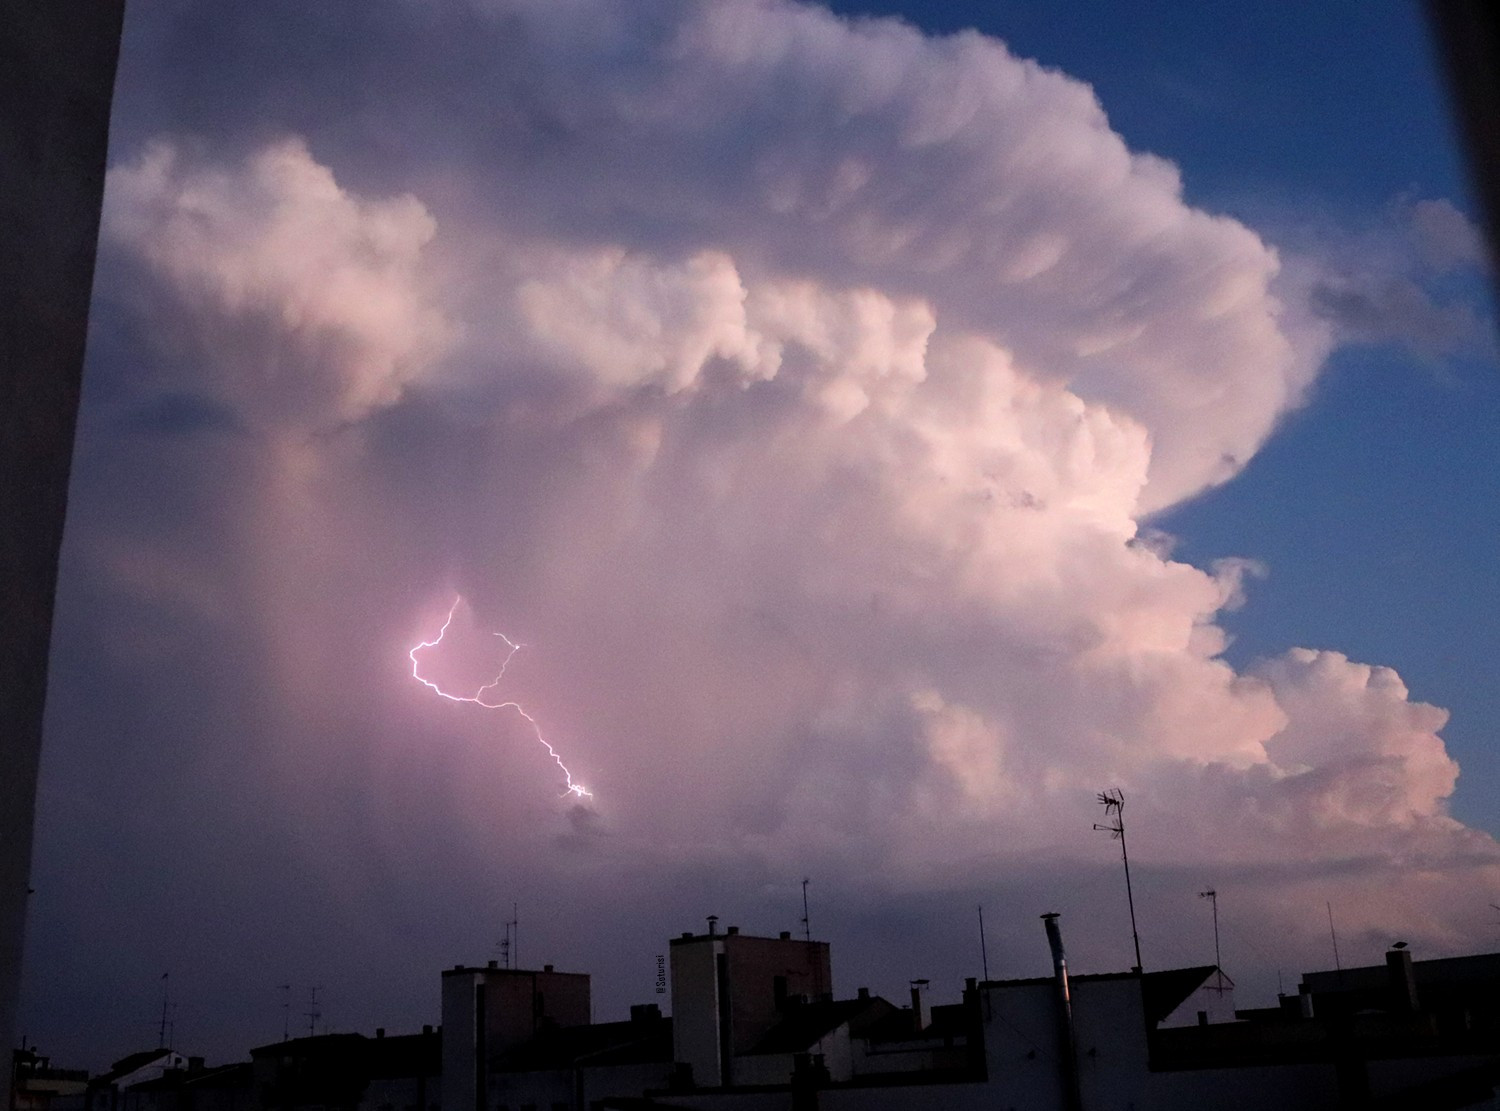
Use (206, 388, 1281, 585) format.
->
(909, 979, 931, 1032)
(1386, 945, 1419, 1013)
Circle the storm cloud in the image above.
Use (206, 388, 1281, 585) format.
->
(24, 0, 1498, 1066)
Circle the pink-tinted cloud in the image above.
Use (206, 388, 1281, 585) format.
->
(35, 0, 1498, 1063)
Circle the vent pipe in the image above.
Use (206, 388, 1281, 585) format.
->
(1042, 913, 1084, 1111)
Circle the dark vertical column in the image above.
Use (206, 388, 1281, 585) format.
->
(0, 2, 126, 1104)
(1425, 1, 1500, 281)
(472, 984, 486, 1111)
(714, 953, 732, 1088)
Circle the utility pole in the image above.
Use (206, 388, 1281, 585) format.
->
(1198, 889, 1225, 992)
(1093, 788, 1143, 973)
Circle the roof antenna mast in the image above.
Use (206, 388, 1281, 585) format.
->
(1093, 788, 1143, 973)
(305, 985, 322, 1038)
(157, 972, 170, 1049)
(1326, 902, 1343, 977)
(801, 878, 812, 943)
(1198, 888, 1225, 993)
(977, 905, 991, 981)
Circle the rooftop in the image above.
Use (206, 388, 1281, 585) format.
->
(492, 1013, 672, 1072)
(748, 997, 892, 1055)
(978, 966, 1220, 1028)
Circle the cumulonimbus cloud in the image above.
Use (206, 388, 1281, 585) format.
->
(71, 0, 1498, 1023)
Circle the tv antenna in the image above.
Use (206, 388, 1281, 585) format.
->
(509, 903, 519, 970)
(1093, 788, 1143, 973)
(305, 985, 322, 1038)
(279, 984, 292, 1041)
(801, 878, 812, 943)
(1198, 888, 1226, 993)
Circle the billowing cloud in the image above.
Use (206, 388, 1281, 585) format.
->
(27, 0, 1499, 1067)
(104, 137, 451, 429)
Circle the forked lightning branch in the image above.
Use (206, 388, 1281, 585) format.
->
(409, 596, 592, 800)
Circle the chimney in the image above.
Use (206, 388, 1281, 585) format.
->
(779, 931, 792, 940)
(909, 980, 931, 1031)
(1386, 947, 1419, 1013)
(1041, 913, 1084, 1111)
(543, 964, 554, 973)
(374, 1028, 385, 1039)
(856, 987, 869, 1001)
(726, 925, 739, 936)
(486, 960, 497, 969)
(707, 915, 719, 936)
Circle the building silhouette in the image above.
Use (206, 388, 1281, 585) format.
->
(16, 916, 1500, 1111)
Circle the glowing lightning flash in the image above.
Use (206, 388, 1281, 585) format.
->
(410, 597, 592, 800)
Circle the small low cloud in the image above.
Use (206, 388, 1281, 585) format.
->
(1309, 273, 1484, 358)
(1410, 197, 1489, 272)
(1289, 194, 1492, 361)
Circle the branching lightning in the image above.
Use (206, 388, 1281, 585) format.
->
(410, 596, 592, 800)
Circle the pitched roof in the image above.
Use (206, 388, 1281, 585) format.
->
(980, 965, 1223, 1029)
(748, 998, 891, 1055)
(95, 1050, 174, 1086)
(1141, 967, 1220, 1027)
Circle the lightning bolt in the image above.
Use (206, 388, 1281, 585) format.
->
(410, 596, 592, 800)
